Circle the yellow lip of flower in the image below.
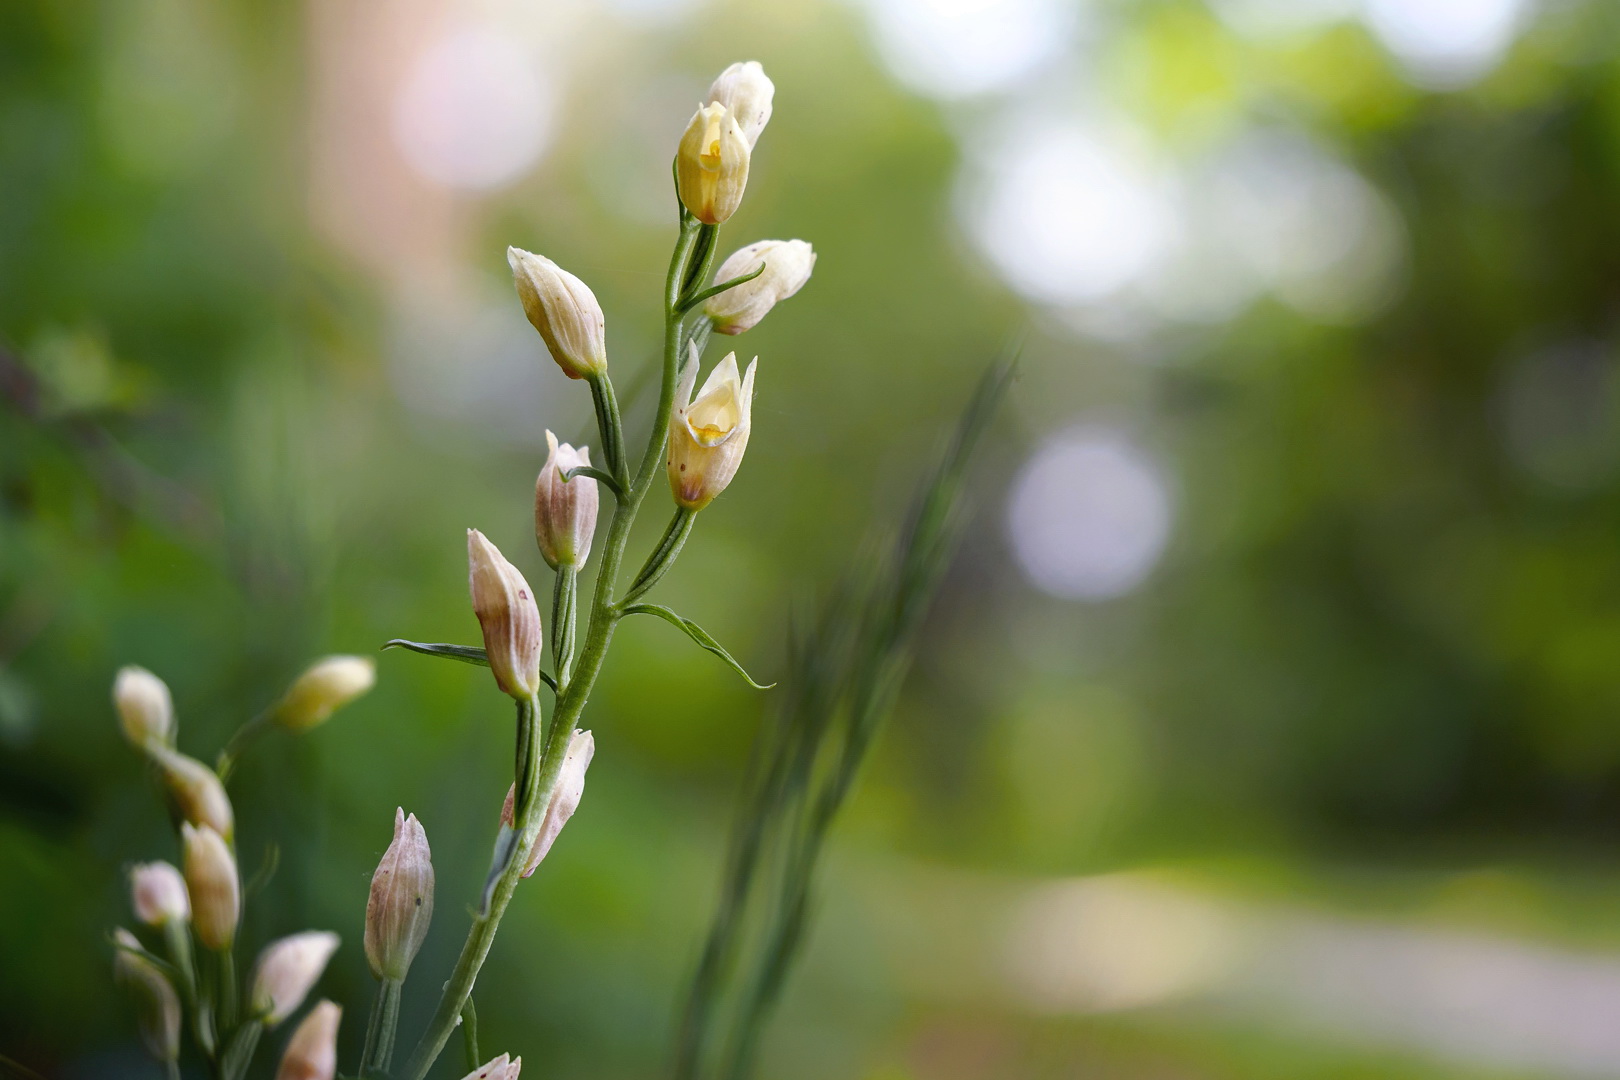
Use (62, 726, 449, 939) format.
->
(676, 103, 750, 225)
(668, 345, 758, 510)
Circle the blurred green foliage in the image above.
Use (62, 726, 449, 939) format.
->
(10, 0, 1620, 1077)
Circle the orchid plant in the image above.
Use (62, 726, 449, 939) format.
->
(107, 60, 817, 1080)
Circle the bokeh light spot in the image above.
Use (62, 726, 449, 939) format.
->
(1007, 427, 1173, 600)
(392, 25, 553, 191)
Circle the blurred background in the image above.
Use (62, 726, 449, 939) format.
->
(7, 0, 1620, 1076)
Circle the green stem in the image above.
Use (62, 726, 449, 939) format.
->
(215, 947, 237, 1035)
(165, 1060, 181, 1080)
(162, 920, 196, 1012)
(214, 712, 271, 783)
(587, 373, 629, 488)
(460, 998, 480, 1072)
(551, 567, 578, 688)
(361, 977, 403, 1073)
(621, 508, 696, 608)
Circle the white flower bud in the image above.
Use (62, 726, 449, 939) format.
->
(181, 823, 239, 950)
(534, 431, 599, 570)
(704, 240, 816, 335)
(676, 103, 750, 225)
(468, 530, 543, 700)
(151, 745, 235, 841)
(130, 861, 190, 927)
(252, 931, 340, 1026)
(459, 1053, 522, 1080)
(276, 1000, 341, 1080)
(667, 347, 757, 510)
(500, 729, 593, 878)
(706, 61, 774, 149)
(275, 656, 376, 732)
(365, 808, 434, 981)
(114, 666, 173, 748)
(508, 247, 608, 380)
(114, 927, 181, 1063)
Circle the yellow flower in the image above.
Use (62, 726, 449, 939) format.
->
(534, 431, 599, 570)
(668, 346, 757, 510)
(364, 808, 434, 980)
(706, 61, 774, 149)
(181, 823, 239, 950)
(704, 239, 816, 334)
(275, 655, 375, 732)
(468, 530, 543, 700)
(276, 1000, 341, 1080)
(507, 247, 608, 379)
(676, 103, 750, 225)
(114, 666, 173, 748)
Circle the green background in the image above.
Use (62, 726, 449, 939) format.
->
(8, 0, 1620, 1076)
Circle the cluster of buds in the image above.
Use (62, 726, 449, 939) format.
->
(108, 658, 370, 1073)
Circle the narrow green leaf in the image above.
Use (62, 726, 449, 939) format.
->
(218, 1019, 263, 1080)
(623, 605, 774, 690)
(381, 640, 489, 666)
(382, 640, 558, 692)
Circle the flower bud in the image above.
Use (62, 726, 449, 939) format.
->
(365, 808, 434, 981)
(667, 347, 757, 511)
(468, 530, 543, 700)
(275, 655, 376, 731)
(706, 61, 774, 149)
(508, 247, 608, 380)
(151, 745, 235, 841)
(676, 103, 750, 225)
(704, 240, 816, 335)
(534, 431, 600, 571)
(130, 861, 190, 927)
(276, 1000, 341, 1080)
(181, 823, 239, 950)
(252, 931, 340, 1026)
(460, 1053, 522, 1080)
(500, 729, 594, 877)
(114, 927, 181, 1063)
(114, 666, 174, 748)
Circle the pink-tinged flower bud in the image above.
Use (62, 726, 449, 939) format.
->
(500, 730, 594, 877)
(275, 1000, 341, 1080)
(153, 746, 234, 842)
(704, 239, 816, 335)
(706, 61, 774, 149)
(508, 247, 608, 380)
(468, 530, 543, 700)
(113, 927, 181, 1063)
(181, 823, 239, 950)
(275, 655, 376, 731)
(534, 430, 599, 571)
(365, 808, 434, 981)
(459, 1053, 522, 1080)
(252, 931, 340, 1026)
(130, 861, 190, 927)
(668, 348, 757, 511)
(676, 103, 750, 225)
(114, 666, 173, 748)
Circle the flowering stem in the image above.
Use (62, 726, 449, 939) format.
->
(214, 946, 237, 1035)
(403, 206, 716, 1080)
(399, 694, 554, 1080)
(361, 977, 403, 1072)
